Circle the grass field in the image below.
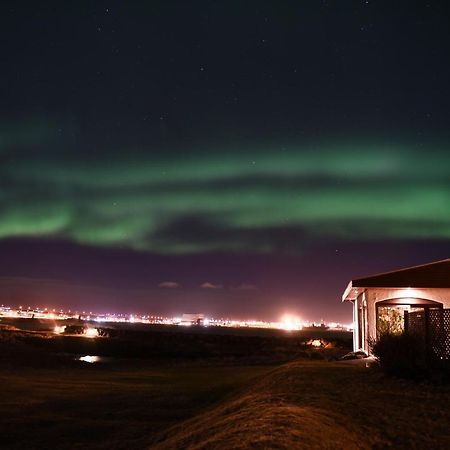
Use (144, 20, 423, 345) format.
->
(0, 362, 271, 450)
(1, 328, 449, 449)
(153, 360, 450, 449)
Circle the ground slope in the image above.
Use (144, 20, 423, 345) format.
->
(151, 361, 450, 449)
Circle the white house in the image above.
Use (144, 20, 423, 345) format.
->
(342, 259, 450, 354)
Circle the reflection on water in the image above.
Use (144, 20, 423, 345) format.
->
(79, 355, 101, 363)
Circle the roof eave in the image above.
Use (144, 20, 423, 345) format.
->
(342, 281, 355, 302)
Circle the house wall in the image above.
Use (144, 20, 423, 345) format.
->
(362, 287, 450, 353)
(352, 298, 359, 351)
(354, 291, 368, 352)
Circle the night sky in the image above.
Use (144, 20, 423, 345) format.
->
(1, 1, 449, 322)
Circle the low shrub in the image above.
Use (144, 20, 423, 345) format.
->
(371, 332, 427, 379)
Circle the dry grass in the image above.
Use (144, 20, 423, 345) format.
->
(1, 331, 449, 449)
(151, 361, 450, 450)
(0, 363, 271, 450)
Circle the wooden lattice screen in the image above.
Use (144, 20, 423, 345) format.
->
(429, 309, 450, 360)
(406, 310, 425, 335)
(405, 309, 450, 361)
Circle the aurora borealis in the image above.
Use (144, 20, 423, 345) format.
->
(2, 137, 450, 252)
(1, 2, 449, 321)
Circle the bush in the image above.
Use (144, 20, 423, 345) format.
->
(371, 332, 427, 379)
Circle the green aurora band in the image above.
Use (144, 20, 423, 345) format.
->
(1, 124, 449, 253)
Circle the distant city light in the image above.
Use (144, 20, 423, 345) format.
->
(279, 314, 302, 331)
(0, 304, 353, 332)
(79, 355, 100, 363)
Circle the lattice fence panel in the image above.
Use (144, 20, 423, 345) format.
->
(407, 310, 426, 336)
(429, 309, 450, 360)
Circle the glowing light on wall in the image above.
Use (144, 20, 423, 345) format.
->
(84, 328, 98, 338)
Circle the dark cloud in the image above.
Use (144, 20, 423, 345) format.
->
(200, 282, 223, 289)
(158, 281, 181, 289)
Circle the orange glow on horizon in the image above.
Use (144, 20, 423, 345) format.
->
(279, 314, 302, 331)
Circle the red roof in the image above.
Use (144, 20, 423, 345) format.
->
(342, 259, 450, 301)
